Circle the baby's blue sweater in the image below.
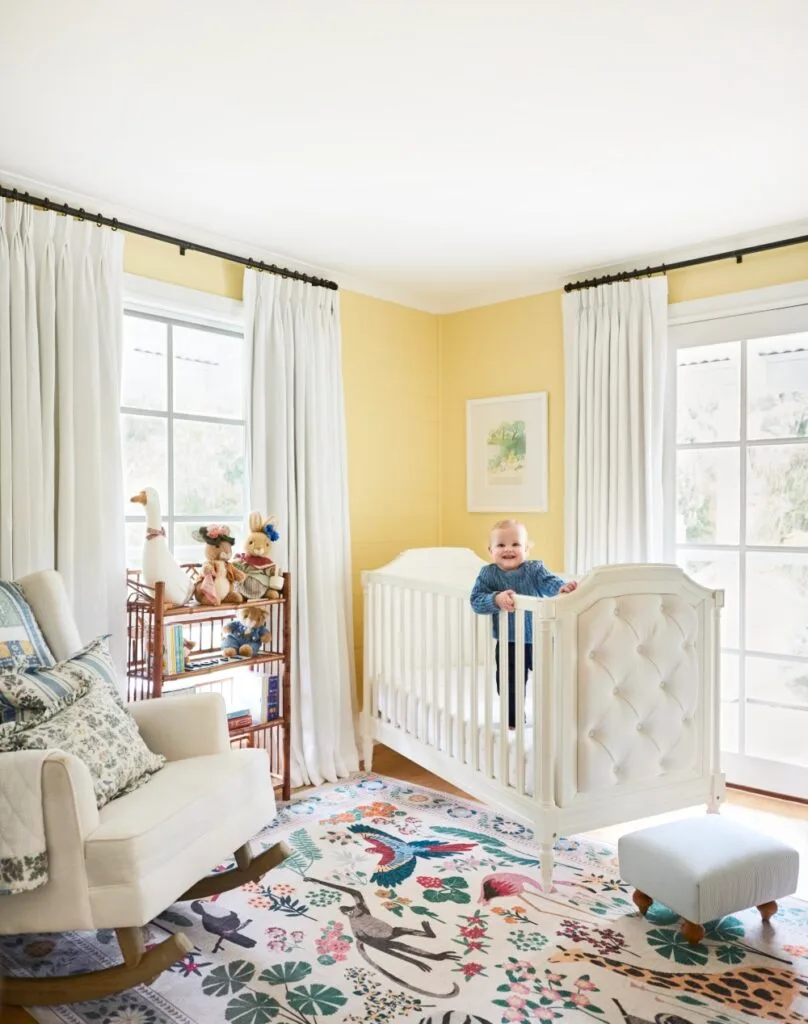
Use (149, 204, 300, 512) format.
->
(470, 561, 565, 642)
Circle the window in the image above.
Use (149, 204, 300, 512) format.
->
(122, 310, 246, 569)
(673, 292, 808, 797)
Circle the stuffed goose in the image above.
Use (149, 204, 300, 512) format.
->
(131, 487, 194, 607)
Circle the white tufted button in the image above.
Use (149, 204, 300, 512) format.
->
(660, 680, 666, 689)
(614, 608, 620, 617)
(612, 687, 620, 696)
(637, 645, 644, 655)
(589, 730, 597, 739)
(636, 723, 644, 732)
(589, 651, 596, 659)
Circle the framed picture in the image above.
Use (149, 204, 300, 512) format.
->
(466, 392, 548, 513)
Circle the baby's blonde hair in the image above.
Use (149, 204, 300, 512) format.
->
(489, 519, 529, 544)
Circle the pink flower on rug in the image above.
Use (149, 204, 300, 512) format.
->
(417, 875, 444, 889)
(784, 944, 808, 958)
(511, 981, 531, 995)
(530, 1009, 557, 1021)
(545, 973, 564, 984)
(507, 995, 527, 1010)
(575, 978, 598, 991)
(316, 920, 352, 964)
(459, 961, 484, 978)
(570, 994, 591, 1007)
(503, 1010, 526, 1023)
(459, 922, 487, 939)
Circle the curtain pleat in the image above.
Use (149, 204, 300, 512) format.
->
(563, 278, 668, 574)
(244, 271, 358, 787)
(0, 201, 125, 671)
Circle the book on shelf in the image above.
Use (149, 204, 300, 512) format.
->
(261, 673, 281, 723)
(164, 625, 186, 675)
(227, 708, 253, 733)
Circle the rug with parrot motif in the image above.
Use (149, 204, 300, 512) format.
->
(4, 773, 808, 1024)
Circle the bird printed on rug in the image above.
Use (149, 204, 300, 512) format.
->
(478, 871, 593, 922)
(348, 824, 476, 885)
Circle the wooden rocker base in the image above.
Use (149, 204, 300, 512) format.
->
(0, 931, 193, 1008)
(0, 841, 290, 1008)
(179, 840, 291, 902)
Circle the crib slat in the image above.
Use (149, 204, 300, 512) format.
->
(455, 597, 464, 762)
(483, 615, 493, 778)
(372, 582, 382, 727)
(514, 601, 526, 796)
(418, 589, 427, 743)
(397, 587, 406, 732)
(384, 584, 393, 725)
(442, 595, 452, 756)
(532, 627, 541, 802)
(539, 618, 554, 810)
(470, 610, 480, 773)
(430, 593, 439, 747)
(498, 611, 509, 787)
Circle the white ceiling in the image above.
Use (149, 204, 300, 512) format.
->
(1, 0, 807, 313)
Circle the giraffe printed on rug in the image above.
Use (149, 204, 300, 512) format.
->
(549, 947, 808, 1022)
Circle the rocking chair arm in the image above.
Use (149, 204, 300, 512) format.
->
(127, 692, 230, 761)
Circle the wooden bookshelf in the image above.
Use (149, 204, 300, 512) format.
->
(126, 566, 292, 800)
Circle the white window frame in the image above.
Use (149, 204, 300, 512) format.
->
(668, 278, 808, 799)
(122, 275, 247, 556)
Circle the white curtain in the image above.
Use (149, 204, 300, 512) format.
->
(244, 271, 358, 787)
(563, 277, 669, 575)
(0, 201, 125, 666)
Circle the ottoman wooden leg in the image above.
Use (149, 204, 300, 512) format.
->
(632, 889, 653, 916)
(680, 920, 706, 944)
(758, 900, 778, 922)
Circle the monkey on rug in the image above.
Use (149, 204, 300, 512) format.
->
(304, 876, 461, 998)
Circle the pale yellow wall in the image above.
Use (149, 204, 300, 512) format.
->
(437, 242, 808, 569)
(439, 292, 566, 569)
(123, 236, 441, 688)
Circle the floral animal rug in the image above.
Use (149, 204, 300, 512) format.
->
(3, 774, 808, 1024)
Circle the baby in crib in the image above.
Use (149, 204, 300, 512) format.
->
(470, 519, 577, 728)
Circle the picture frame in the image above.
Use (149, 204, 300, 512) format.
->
(466, 391, 548, 513)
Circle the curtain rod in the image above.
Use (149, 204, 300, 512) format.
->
(0, 185, 339, 292)
(564, 230, 808, 292)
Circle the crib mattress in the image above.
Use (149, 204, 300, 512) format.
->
(374, 668, 537, 795)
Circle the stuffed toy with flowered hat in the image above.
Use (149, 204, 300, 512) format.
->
(192, 524, 246, 606)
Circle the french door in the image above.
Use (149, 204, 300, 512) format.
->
(674, 320, 808, 800)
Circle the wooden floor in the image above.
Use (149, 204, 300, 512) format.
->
(371, 744, 808, 900)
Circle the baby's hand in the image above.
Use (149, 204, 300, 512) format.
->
(559, 581, 578, 594)
(495, 590, 517, 611)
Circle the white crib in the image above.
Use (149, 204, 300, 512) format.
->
(362, 548, 725, 889)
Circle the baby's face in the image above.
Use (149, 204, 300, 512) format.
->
(489, 525, 528, 570)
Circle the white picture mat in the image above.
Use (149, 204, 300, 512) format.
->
(466, 391, 548, 512)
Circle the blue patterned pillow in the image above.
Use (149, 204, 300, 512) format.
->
(0, 581, 54, 670)
(0, 637, 112, 730)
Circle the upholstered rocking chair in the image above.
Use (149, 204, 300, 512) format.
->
(0, 570, 288, 1009)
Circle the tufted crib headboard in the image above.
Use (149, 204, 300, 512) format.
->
(543, 564, 722, 811)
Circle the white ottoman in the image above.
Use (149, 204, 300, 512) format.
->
(618, 815, 799, 944)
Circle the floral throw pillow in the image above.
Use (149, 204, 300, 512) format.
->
(0, 638, 164, 807)
(0, 637, 113, 729)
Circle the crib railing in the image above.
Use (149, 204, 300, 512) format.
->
(363, 574, 553, 801)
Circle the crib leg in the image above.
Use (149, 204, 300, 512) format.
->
(362, 732, 374, 772)
(540, 841, 554, 892)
